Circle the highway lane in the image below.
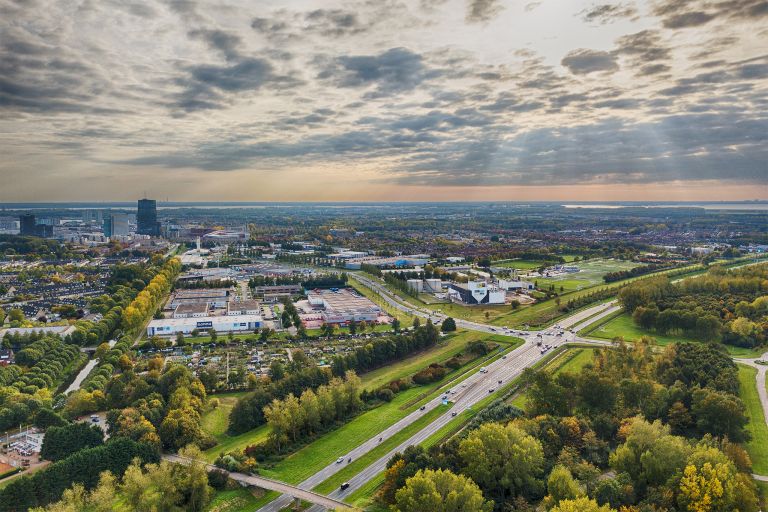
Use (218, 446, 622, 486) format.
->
(256, 321, 613, 511)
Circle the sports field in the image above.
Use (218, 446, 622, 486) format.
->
(533, 259, 643, 292)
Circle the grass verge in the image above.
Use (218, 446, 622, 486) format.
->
(737, 365, 768, 475)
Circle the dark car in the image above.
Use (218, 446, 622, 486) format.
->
(420, 405, 426, 410)
(340, 482, 350, 491)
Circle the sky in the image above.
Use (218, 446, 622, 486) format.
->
(1, 0, 767, 202)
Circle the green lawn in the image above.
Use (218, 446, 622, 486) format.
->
(360, 330, 517, 390)
(201, 392, 249, 442)
(313, 405, 449, 494)
(584, 312, 765, 358)
(206, 487, 266, 512)
(493, 259, 549, 270)
(203, 424, 271, 464)
(738, 365, 768, 475)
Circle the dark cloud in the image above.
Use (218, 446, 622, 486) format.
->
(612, 30, 672, 76)
(663, 11, 714, 27)
(466, 0, 503, 23)
(652, 0, 768, 29)
(0, 27, 118, 114)
(188, 29, 242, 61)
(317, 47, 438, 97)
(251, 8, 373, 41)
(580, 3, 638, 24)
(561, 49, 618, 74)
(174, 58, 301, 111)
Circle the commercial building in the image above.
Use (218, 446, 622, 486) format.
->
(306, 288, 382, 324)
(147, 314, 262, 336)
(103, 213, 130, 237)
(227, 300, 261, 316)
(448, 281, 505, 305)
(407, 279, 423, 293)
(19, 214, 37, 236)
(172, 303, 210, 318)
(168, 288, 231, 309)
(136, 199, 161, 236)
(251, 284, 302, 301)
(497, 279, 535, 291)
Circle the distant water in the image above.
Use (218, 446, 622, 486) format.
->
(562, 203, 768, 211)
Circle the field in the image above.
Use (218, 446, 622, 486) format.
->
(493, 259, 549, 269)
(205, 487, 265, 512)
(583, 312, 765, 357)
(737, 365, 768, 475)
(532, 259, 641, 294)
(360, 331, 517, 390)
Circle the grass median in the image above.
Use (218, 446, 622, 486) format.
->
(312, 404, 449, 495)
(737, 365, 768, 475)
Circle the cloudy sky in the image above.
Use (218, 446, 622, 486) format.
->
(1, 0, 767, 202)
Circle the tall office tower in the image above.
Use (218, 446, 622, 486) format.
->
(19, 214, 36, 236)
(104, 213, 130, 237)
(136, 199, 160, 236)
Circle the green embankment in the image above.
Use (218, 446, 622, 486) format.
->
(737, 365, 768, 476)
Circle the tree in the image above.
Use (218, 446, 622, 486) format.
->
(458, 422, 544, 502)
(175, 332, 185, 346)
(394, 468, 493, 512)
(543, 465, 584, 509)
(392, 318, 401, 332)
(441, 317, 457, 332)
(691, 388, 748, 441)
(550, 498, 616, 512)
(208, 329, 217, 343)
(269, 360, 285, 381)
(413, 317, 421, 329)
(40, 423, 104, 462)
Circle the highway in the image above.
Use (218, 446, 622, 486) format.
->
(255, 290, 616, 511)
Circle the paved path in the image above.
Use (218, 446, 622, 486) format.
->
(64, 339, 117, 394)
(162, 454, 351, 510)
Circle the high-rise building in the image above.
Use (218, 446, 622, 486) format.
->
(136, 199, 160, 236)
(19, 214, 36, 236)
(104, 213, 130, 238)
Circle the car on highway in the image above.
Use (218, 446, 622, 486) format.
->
(340, 482, 350, 491)
(498, 379, 503, 384)
(336, 457, 344, 464)
(452, 411, 458, 417)
(502, 355, 507, 359)
(488, 388, 495, 393)
(420, 405, 426, 411)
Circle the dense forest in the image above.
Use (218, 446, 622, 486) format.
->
(380, 341, 759, 512)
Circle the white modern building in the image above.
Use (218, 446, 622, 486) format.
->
(448, 281, 505, 305)
(147, 314, 262, 336)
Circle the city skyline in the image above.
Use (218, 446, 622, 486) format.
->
(1, 0, 767, 201)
